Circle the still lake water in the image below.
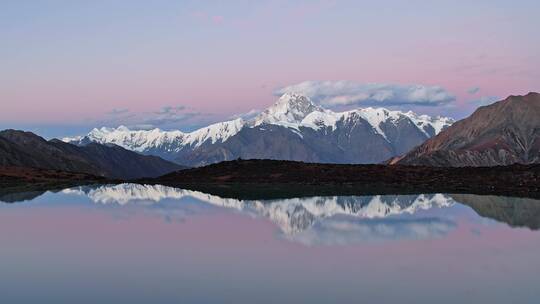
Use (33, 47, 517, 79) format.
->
(1, 184, 539, 303)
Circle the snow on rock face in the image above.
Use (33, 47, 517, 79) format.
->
(301, 110, 340, 130)
(65, 119, 245, 153)
(252, 93, 324, 127)
(298, 106, 453, 139)
(80, 126, 186, 153)
(183, 118, 245, 147)
(64, 93, 454, 158)
(353, 107, 402, 139)
(404, 111, 455, 136)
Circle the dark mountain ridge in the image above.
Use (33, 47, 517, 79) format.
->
(0, 129, 183, 179)
(396, 92, 540, 166)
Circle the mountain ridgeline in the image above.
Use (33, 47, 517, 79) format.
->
(66, 93, 453, 167)
(396, 92, 540, 166)
(0, 130, 183, 179)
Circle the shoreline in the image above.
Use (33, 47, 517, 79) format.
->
(2, 160, 540, 200)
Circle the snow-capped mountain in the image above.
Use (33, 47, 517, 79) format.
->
(251, 93, 324, 127)
(63, 183, 456, 237)
(65, 93, 454, 166)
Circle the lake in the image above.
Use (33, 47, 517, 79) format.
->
(1, 183, 539, 303)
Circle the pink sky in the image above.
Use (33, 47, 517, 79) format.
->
(1, 1, 538, 135)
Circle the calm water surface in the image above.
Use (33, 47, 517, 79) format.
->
(1, 184, 539, 303)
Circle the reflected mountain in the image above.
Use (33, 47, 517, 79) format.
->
(450, 194, 540, 230)
(3, 184, 539, 245)
(0, 190, 47, 203)
(62, 184, 457, 239)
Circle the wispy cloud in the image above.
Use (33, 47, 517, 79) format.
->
(286, 0, 337, 21)
(153, 105, 186, 115)
(229, 109, 260, 120)
(467, 87, 480, 95)
(191, 11, 226, 25)
(290, 217, 456, 246)
(96, 105, 208, 130)
(275, 81, 456, 108)
(145, 105, 202, 127)
(107, 108, 130, 115)
(469, 96, 500, 106)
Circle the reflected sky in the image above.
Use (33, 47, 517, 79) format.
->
(1, 184, 539, 303)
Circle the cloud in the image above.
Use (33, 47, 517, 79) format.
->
(126, 124, 155, 131)
(274, 81, 456, 107)
(144, 107, 202, 127)
(103, 108, 136, 122)
(191, 11, 225, 25)
(98, 105, 205, 130)
(141, 105, 202, 127)
(467, 87, 480, 95)
(212, 15, 224, 24)
(288, 217, 456, 246)
(229, 109, 260, 120)
(107, 108, 130, 115)
(469, 96, 500, 106)
(153, 105, 186, 115)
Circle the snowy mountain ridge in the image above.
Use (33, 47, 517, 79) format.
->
(64, 93, 454, 166)
(62, 184, 456, 235)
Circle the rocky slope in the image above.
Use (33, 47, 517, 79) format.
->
(66, 93, 453, 166)
(0, 130, 183, 179)
(396, 92, 540, 166)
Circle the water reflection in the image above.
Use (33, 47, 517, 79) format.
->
(450, 194, 540, 230)
(56, 184, 460, 241)
(1, 184, 540, 303)
(2, 184, 540, 243)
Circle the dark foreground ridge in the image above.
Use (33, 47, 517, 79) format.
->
(141, 159, 540, 199)
(0, 129, 183, 179)
(0, 166, 107, 202)
(4, 159, 540, 200)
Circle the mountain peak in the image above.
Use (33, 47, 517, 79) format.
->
(253, 93, 323, 125)
(276, 92, 312, 103)
(277, 92, 320, 108)
(65, 93, 455, 166)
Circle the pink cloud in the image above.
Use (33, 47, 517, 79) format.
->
(191, 11, 225, 25)
(212, 15, 224, 24)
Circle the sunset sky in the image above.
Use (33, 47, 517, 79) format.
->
(1, 0, 539, 138)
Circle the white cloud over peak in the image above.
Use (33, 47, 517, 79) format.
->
(274, 81, 456, 108)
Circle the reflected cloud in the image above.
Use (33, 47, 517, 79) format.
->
(290, 217, 456, 245)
